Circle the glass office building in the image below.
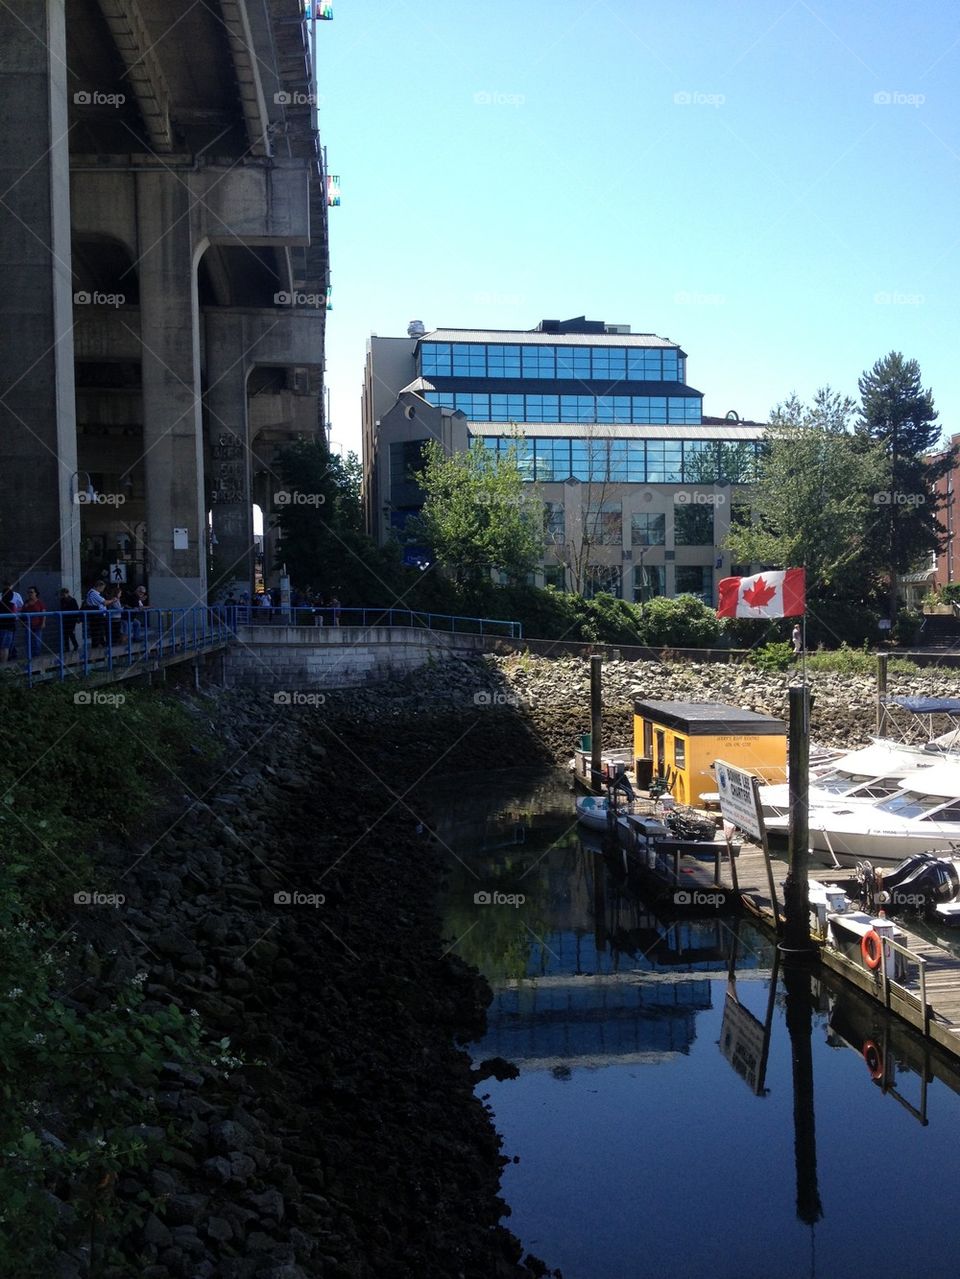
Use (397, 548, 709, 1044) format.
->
(362, 317, 765, 603)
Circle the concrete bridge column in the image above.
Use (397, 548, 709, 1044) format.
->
(205, 313, 254, 601)
(136, 172, 206, 607)
(0, 0, 79, 601)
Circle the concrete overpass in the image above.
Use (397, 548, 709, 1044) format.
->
(0, 0, 331, 606)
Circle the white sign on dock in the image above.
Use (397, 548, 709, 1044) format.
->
(714, 759, 765, 842)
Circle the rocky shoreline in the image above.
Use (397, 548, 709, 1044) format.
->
(46, 650, 958, 1276)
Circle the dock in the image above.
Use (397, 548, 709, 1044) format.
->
(636, 832, 960, 1065)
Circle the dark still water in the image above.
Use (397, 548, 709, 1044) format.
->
(430, 768, 960, 1279)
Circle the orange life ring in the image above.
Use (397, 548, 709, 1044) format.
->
(861, 929, 883, 970)
(863, 1039, 884, 1080)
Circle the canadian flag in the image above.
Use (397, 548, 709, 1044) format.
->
(716, 568, 805, 619)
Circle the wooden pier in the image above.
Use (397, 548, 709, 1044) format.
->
(718, 842, 960, 1063)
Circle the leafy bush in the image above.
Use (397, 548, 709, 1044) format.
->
(638, 594, 721, 647)
(0, 685, 219, 1267)
(805, 643, 877, 675)
(748, 641, 795, 672)
(892, 607, 923, 646)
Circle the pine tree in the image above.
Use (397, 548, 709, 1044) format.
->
(856, 352, 952, 619)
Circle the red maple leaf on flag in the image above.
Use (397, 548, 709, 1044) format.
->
(742, 576, 777, 608)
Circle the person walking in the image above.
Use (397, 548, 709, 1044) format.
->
(59, 587, 81, 653)
(22, 587, 46, 658)
(791, 623, 803, 658)
(0, 588, 16, 663)
(85, 579, 108, 648)
(2, 581, 22, 659)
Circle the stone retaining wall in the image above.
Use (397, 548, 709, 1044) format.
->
(225, 625, 487, 689)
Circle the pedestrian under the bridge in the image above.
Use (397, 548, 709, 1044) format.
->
(0, 588, 15, 663)
(23, 586, 46, 658)
(59, 587, 80, 653)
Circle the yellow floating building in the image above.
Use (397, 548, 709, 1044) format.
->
(634, 699, 787, 805)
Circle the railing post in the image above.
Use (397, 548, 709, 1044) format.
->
(920, 955, 928, 1033)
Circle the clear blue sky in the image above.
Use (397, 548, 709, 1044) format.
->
(317, 0, 960, 457)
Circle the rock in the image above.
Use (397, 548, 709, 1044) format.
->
(143, 1212, 173, 1247)
(206, 1215, 233, 1242)
(245, 1187, 285, 1223)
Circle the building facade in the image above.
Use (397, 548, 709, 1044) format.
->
(362, 317, 765, 604)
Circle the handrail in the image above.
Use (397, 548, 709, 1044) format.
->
(228, 604, 523, 638)
(877, 930, 929, 1029)
(1, 606, 232, 688)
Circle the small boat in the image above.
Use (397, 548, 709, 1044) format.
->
(806, 763, 960, 866)
(760, 741, 947, 828)
(575, 794, 659, 831)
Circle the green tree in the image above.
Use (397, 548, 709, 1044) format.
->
(271, 439, 399, 601)
(412, 439, 544, 591)
(724, 389, 885, 600)
(856, 351, 952, 619)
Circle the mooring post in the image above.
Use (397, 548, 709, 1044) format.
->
(782, 684, 814, 954)
(590, 654, 603, 792)
(876, 652, 888, 736)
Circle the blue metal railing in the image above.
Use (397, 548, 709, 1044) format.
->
(2, 607, 232, 688)
(2, 604, 522, 688)
(229, 604, 523, 638)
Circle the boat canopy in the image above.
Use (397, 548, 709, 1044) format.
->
(830, 744, 930, 777)
(891, 763, 960, 800)
(882, 696, 960, 716)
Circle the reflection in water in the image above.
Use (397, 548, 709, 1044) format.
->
(432, 769, 960, 1279)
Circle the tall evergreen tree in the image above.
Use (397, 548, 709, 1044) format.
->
(856, 352, 952, 618)
(724, 389, 884, 600)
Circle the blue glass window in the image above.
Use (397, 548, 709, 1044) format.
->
(556, 346, 592, 380)
(521, 345, 555, 378)
(646, 441, 682, 483)
(425, 391, 454, 410)
(490, 393, 525, 421)
(535, 438, 572, 481)
(524, 394, 559, 422)
(486, 344, 521, 378)
(421, 343, 451, 376)
(451, 343, 486, 376)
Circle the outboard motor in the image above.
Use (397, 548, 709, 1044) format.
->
(869, 854, 960, 912)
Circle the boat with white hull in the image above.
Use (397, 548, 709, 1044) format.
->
(760, 741, 952, 828)
(806, 763, 960, 867)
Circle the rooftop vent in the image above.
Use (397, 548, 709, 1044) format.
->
(407, 320, 426, 338)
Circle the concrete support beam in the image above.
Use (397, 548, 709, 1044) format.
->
(0, 0, 80, 601)
(95, 0, 174, 152)
(74, 307, 142, 362)
(220, 0, 271, 157)
(205, 312, 254, 601)
(136, 170, 206, 606)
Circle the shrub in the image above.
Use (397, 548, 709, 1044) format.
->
(748, 641, 795, 672)
(638, 594, 721, 647)
(892, 607, 923, 646)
